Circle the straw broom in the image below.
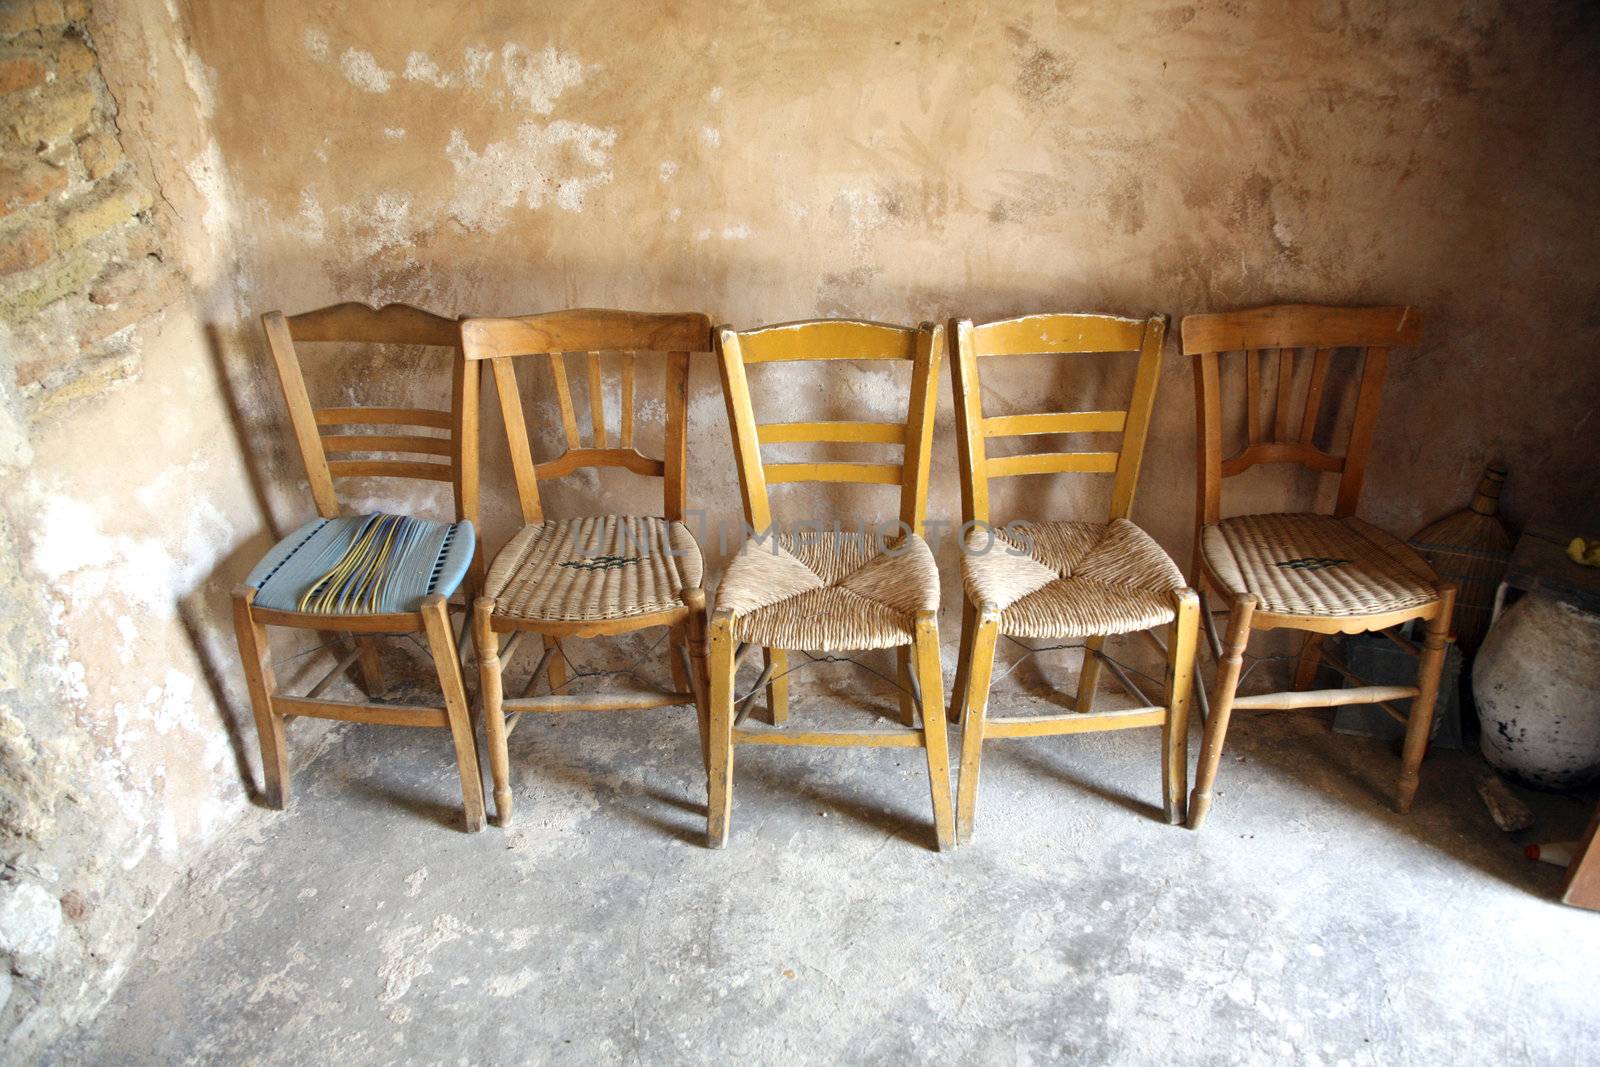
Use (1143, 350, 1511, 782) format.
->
(1408, 463, 1512, 652)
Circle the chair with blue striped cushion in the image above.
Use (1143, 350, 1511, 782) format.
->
(233, 302, 486, 831)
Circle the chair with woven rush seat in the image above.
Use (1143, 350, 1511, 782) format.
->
(708, 319, 954, 851)
(1184, 303, 1456, 829)
(459, 310, 712, 828)
(948, 312, 1201, 842)
(234, 302, 485, 832)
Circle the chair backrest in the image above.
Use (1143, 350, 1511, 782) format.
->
(261, 301, 469, 521)
(951, 313, 1167, 529)
(457, 309, 713, 526)
(715, 319, 942, 536)
(1182, 303, 1423, 527)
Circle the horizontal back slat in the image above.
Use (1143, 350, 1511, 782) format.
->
(1181, 304, 1421, 355)
(1220, 441, 1344, 477)
(735, 319, 922, 363)
(973, 313, 1146, 357)
(287, 302, 458, 346)
(460, 309, 711, 359)
(952, 312, 1166, 528)
(315, 406, 453, 429)
(534, 448, 666, 480)
(982, 410, 1128, 437)
(265, 303, 466, 522)
(321, 434, 453, 457)
(327, 459, 454, 482)
(459, 312, 703, 526)
(763, 461, 903, 485)
(757, 420, 906, 445)
(987, 451, 1120, 478)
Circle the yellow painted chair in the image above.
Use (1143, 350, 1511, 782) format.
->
(458, 310, 712, 828)
(1182, 304, 1455, 828)
(948, 313, 1200, 841)
(707, 319, 955, 851)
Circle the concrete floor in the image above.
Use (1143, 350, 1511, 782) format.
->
(54, 657, 1600, 1065)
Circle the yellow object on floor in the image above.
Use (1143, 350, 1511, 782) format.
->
(1566, 537, 1600, 567)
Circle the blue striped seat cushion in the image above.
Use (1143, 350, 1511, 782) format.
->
(245, 514, 475, 615)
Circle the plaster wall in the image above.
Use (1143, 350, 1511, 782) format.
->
(182, 0, 1600, 570)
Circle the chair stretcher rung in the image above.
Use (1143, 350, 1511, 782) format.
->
(732, 727, 924, 748)
(983, 706, 1165, 738)
(276, 695, 448, 727)
(1231, 685, 1418, 711)
(1098, 653, 1153, 708)
(498, 630, 528, 664)
(503, 690, 691, 713)
(518, 647, 557, 699)
(1379, 628, 1420, 656)
(306, 647, 363, 699)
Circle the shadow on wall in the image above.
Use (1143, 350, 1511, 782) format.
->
(202, 320, 285, 546)
(167, 306, 308, 808)
(175, 539, 270, 806)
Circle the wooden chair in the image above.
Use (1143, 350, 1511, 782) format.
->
(234, 302, 485, 832)
(948, 313, 1200, 841)
(459, 310, 712, 827)
(1183, 304, 1456, 829)
(708, 319, 955, 851)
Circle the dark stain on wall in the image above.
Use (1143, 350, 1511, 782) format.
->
(1006, 25, 1074, 109)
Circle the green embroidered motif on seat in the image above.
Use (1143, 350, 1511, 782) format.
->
(1274, 556, 1349, 571)
(558, 554, 641, 571)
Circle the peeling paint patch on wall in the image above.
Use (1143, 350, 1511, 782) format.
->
(444, 121, 616, 225)
(499, 44, 587, 114)
(339, 47, 393, 93)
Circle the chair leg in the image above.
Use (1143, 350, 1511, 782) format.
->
(913, 613, 955, 851)
(544, 636, 568, 692)
(683, 588, 711, 773)
(895, 647, 918, 727)
(669, 622, 691, 692)
(353, 635, 386, 697)
(473, 598, 513, 826)
(955, 610, 1000, 845)
(1188, 594, 1256, 830)
(1397, 583, 1456, 814)
(1162, 592, 1201, 825)
(1293, 633, 1325, 691)
(454, 603, 477, 680)
(1073, 635, 1106, 712)
(232, 587, 288, 810)
(949, 598, 977, 724)
(706, 611, 737, 848)
(421, 595, 486, 833)
(1197, 586, 1224, 661)
(763, 648, 789, 725)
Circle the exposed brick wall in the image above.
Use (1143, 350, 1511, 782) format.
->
(0, 0, 181, 414)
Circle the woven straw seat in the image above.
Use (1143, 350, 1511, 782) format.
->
(244, 513, 476, 616)
(716, 531, 940, 652)
(484, 515, 703, 623)
(962, 518, 1185, 639)
(1202, 512, 1440, 618)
